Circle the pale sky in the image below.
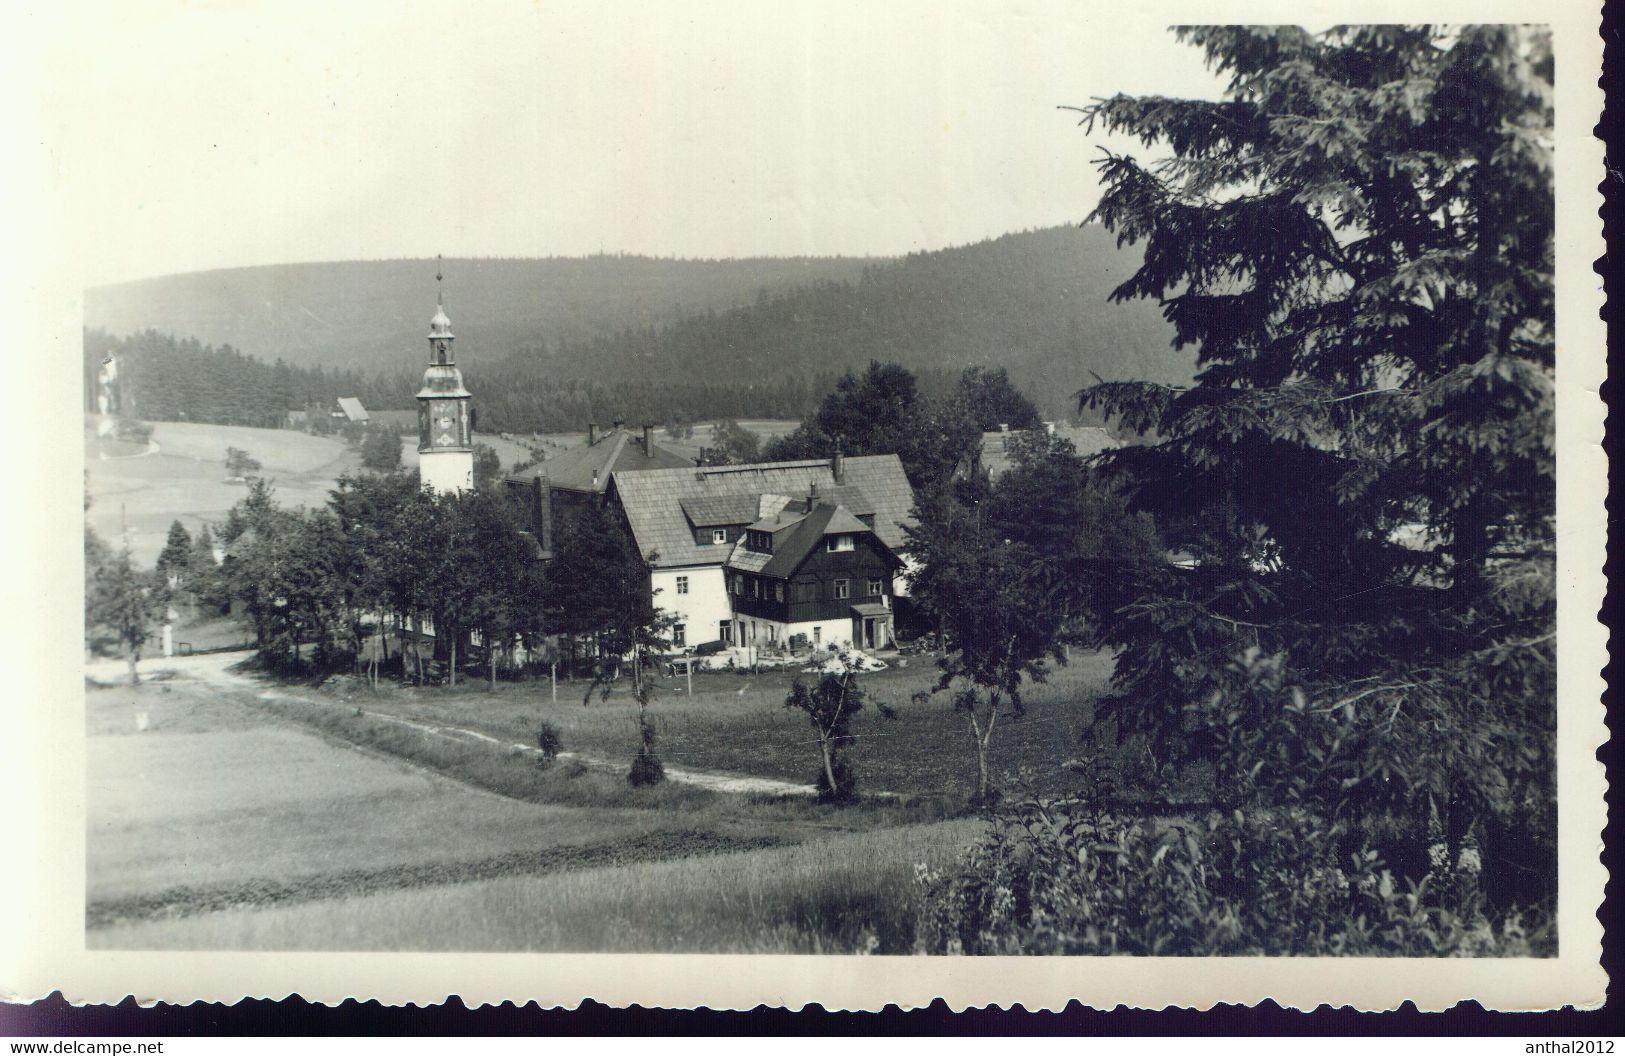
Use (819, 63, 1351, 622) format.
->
(43, 0, 1232, 287)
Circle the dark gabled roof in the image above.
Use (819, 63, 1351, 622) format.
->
(682, 493, 766, 527)
(506, 428, 692, 493)
(743, 503, 897, 579)
(610, 454, 915, 570)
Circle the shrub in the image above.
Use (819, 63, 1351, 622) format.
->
(628, 746, 665, 787)
(224, 446, 262, 478)
(627, 683, 665, 786)
(115, 417, 153, 444)
(914, 800, 1552, 957)
(536, 722, 563, 767)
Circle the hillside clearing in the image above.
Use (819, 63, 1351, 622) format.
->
(84, 419, 357, 564)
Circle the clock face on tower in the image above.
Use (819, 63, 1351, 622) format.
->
(430, 400, 463, 447)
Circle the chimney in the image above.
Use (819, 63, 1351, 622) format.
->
(642, 422, 653, 454)
(832, 439, 845, 485)
(808, 481, 819, 507)
(532, 475, 554, 556)
(587, 422, 598, 445)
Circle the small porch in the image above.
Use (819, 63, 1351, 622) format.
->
(849, 602, 892, 652)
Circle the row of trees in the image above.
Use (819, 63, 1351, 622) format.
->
(207, 474, 550, 686)
(84, 328, 377, 430)
(88, 321, 1071, 445)
(765, 362, 1042, 495)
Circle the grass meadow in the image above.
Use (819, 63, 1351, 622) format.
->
(84, 418, 358, 565)
(86, 656, 1025, 951)
(88, 679, 796, 939)
(313, 647, 1118, 805)
(90, 817, 983, 952)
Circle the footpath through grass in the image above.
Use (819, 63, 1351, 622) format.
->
(87, 646, 1117, 951)
(306, 648, 1118, 806)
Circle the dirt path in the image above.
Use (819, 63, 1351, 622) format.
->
(88, 651, 822, 798)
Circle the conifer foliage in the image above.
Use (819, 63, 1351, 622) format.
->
(1074, 27, 1555, 882)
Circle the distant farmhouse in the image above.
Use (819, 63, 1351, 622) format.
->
(333, 396, 370, 424)
(608, 452, 915, 653)
(970, 422, 1121, 480)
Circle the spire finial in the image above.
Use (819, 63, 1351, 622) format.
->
(435, 254, 444, 307)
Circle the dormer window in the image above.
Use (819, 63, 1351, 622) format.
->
(712, 529, 728, 545)
(825, 534, 854, 552)
(746, 530, 773, 553)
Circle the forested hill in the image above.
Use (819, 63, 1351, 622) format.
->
(502, 225, 1186, 421)
(85, 255, 874, 375)
(85, 226, 1189, 431)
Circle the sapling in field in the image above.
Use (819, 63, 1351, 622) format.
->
(784, 655, 893, 803)
(627, 682, 665, 786)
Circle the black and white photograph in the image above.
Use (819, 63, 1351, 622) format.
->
(6, 0, 1607, 1012)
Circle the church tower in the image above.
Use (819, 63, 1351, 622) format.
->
(416, 264, 474, 495)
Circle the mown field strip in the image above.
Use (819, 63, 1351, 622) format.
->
(87, 827, 785, 930)
(89, 818, 982, 953)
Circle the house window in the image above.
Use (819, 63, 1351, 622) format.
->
(751, 577, 760, 599)
(833, 578, 850, 600)
(733, 575, 743, 596)
(672, 623, 686, 648)
(867, 577, 884, 596)
(774, 582, 784, 602)
(813, 626, 821, 645)
(825, 534, 854, 552)
(676, 575, 689, 595)
(712, 529, 728, 545)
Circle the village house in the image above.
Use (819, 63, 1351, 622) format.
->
(607, 450, 916, 654)
(968, 421, 1121, 479)
(332, 396, 370, 424)
(501, 421, 691, 557)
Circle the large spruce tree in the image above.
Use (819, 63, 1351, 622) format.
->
(1075, 27, 1555, 882)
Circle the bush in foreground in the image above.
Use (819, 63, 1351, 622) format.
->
(627, 683, 665, 787)
(914, 800, 1552, 957)
(536, 722, 563, 767)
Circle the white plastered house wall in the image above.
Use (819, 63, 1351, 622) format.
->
(892, 553, 920, 598)
(734, 616, 856, 650)
(651, 566, 731, 650)
(420, 452, 474, 497)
